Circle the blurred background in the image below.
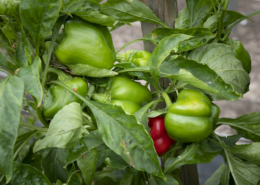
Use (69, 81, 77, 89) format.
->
(0, 0, 259, 184)
(110, 0, 260, 183)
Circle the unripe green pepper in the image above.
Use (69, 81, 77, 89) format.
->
(226, 39, 251, 73)
(92, 76, 152, 114)
(116, 50, 151, 67)
(43, 68, 88, 119)
(165, 89, 219, 143)
(55, 17, 116, 72)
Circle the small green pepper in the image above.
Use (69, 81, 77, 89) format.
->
(55, 17, 116, 72)
(116, 50, 151, 67)
(43, 68, 88, 119)
(165, 89, 219, 143)
(92, 76, 152, 114)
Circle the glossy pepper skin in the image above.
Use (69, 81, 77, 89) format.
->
(165, 89, 219, 143)
(116, 50, 151, 67)
(43, 68, 88, 119)
(92, 76, 152, 114)
(55, 17, 115, 70)
(148, 116, 175, 155)
(226, 39, 251, 73)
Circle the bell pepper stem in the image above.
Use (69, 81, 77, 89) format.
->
(162, 92, 172, 108)
(92, 93, 110, 103)
(116, 53, 126, 63)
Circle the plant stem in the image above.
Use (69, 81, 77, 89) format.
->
(0, 67, 12, 75)
(20, 123, 48, 132)
(41, 16, 67, 88)
(216, 0, 230, 41)
(162, 92, 172, 108)
(210, 0, 219, 18)
(33, 97, 49, 127)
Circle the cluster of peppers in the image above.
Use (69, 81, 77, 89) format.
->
(42, 16, 249, 155)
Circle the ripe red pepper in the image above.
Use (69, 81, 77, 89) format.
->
(148, 116, 175, 155)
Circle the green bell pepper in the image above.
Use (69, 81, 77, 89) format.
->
(116, 50, 151, 67)
(226, 39, 251, 73)
(92, 76, 152, 114)
(164, 89, 219, 143)
(55, 17, 116, 72)
(43, 68, 88, 119)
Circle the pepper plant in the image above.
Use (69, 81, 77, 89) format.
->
(0, 0, 260, 185)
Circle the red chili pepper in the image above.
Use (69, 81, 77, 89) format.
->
(148, 116, 175, 155)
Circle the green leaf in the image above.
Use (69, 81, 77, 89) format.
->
(134, 99, 163, 132)
(62, 0, 117, 27)
(218, 112, 260, 142)
(77, 148, 97, 185)
(11, 162, 52, 185)
(62, 0, 99, 12)
(147, 109, 168, 118)
(41, 148, 68, 183)
(33, 102, 88, 152)
(14, 130, 39, 160)
(1, 16, 17, 40)
(22, 143, 43, 171)
(94, 170, 124, 185)
(75, 11, 117, 27)
(21, 27, 32, 65)
(175, 7, 190, 29)
(204, 164, 226, 185)
(68, 63, 118, 77)
(188, 43, 250, 100)
(106, 151, 129, 170)
(203, 15, 219, 31)
(146, 27, 215, 45)
(149, 175, 179, 185)
(65, 130, 103, 166)
(66, 164, 81, 185)
(16, 56, 43, 107)
(0, 76, 24, 183)
(96, 144, 113, 168)
(0, 51, 17, 72)
(88, 101, 164, 179)
(225, 152, 260, 185)
(101, 0, 168, 27)
(55, 179, 64, 185)
(119, 168, 134, 185)
(115, 62, 155, 87)
(222, 10, 248, 27)
(16, 41, 29, 67)
(0, 30, 14, 52)
(149, 34, 192, 90)
(50, 81, 165, 179)
(159, 55, 241, 101)
(0, 0, 19, 16)
(19, 0, 62, 42)
(164, 143, 219, 173)
(186, 0, 216, 27)
(231, 143, 260, 165)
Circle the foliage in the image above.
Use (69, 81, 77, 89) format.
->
(0, 0, 260, 184)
